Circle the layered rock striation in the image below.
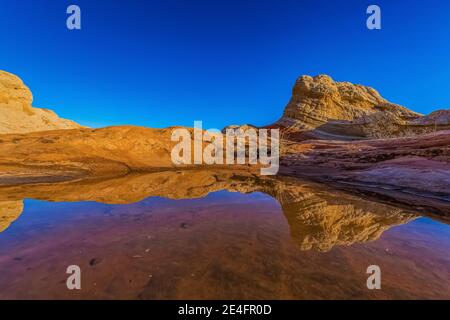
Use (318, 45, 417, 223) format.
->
(277, 74, 449, 139)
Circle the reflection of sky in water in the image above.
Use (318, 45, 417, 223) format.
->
(1, 191, 449, 248)
(388, 217, 450, 245)
(0, 191, 275, 241)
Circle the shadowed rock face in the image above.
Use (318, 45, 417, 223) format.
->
(411, 109, 450, 126)
(0, 170, 417, 251)
(280, 130, 450, 215)
(0, 70, 82, 134)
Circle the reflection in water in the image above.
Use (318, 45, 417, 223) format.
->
(0, 169, 449, 299)
(0, 201, 23, 232)
(0, 169, 418, 251)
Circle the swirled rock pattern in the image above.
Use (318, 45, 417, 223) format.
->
(277, 74, 449, 139)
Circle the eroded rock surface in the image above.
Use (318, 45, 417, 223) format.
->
(0, 70, 82, 134)
(276, 74, 449, 139)
(0, 126, 199, 183)
(280, 130, 450, 217)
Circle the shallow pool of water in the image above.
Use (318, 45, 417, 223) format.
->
(0, 181, 449, 300)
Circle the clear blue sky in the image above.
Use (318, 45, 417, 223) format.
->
(1, 0, 449, 129)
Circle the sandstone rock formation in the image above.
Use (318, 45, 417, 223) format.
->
(0, 116, 448, 217)
(221, 124, 257, 134)
(0, 70, 82, 134)
(410, 109, 450, 126)
(0, 70, 448, 222)
(276, 74, 449, 139)
(282, 75, 418, 124)
(0, 125, 261, 185)
(0, 126, 181, 183)
(280, 130, 450, 217)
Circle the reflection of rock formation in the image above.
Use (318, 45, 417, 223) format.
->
(0, 169, 263, 204)
(0, 124, 263, 185)
(280, 130, 450, 213)
(280, 194, 415, 251)
(0, 71, 448, 207)
(0, 170, 418, 251)
(0, 201, 24, 232)
(245, 179, 418, 251)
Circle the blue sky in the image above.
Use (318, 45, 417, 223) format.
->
(1, 0, 449, 129)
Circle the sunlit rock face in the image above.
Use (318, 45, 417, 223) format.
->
(282, 75, 412, 123)
(0, 70, 82, 134)
(0, 201, 23, 232)
(280, 74, 417, 130)
(0, 125, 210, 184)
(277, 74, 449, 139)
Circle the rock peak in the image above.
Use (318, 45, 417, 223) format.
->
(0, 70, 83, 134)
(277, 74, 433, 139)
(284, 74, 402, 124)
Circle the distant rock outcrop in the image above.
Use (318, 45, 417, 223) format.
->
(221, 124, 257, 134)
(0, 70, 82, 134)
(282, 74, 418, 125)
(410, 109, 450, 126)
(277, 74, 449, 139)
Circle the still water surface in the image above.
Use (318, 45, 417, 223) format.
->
(0, 172, 449, 299)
